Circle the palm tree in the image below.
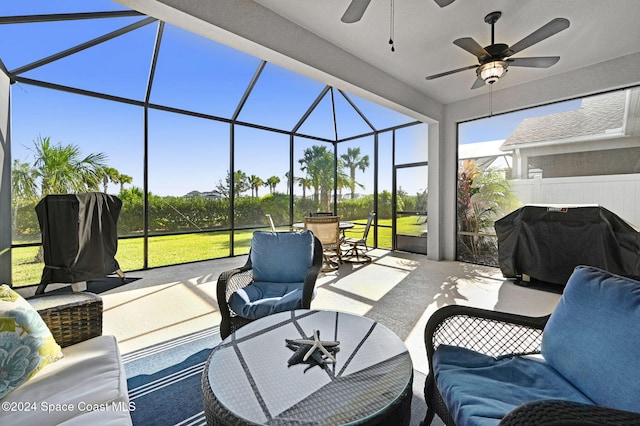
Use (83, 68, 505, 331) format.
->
(266, 176, 280, 194)
(216, 170, 250, 198)
(118, 174, 133, 194)
(298, 145, 349, 210)
(340, 147, 369, 199)
(284, 171, 291, 195)
(297, 176, 312, 199)
(298, 145, 330, 203)
(249, 175, 264, 197)
(11, 159, 38, 201)
(11, 160, 38, 233)
(102, 167, 121, 193)
(30, 135, 108, 195)
(313, 151, 335, 211)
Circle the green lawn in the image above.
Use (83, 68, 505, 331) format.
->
(11, 217, 423, 287)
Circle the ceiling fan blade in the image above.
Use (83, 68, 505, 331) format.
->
(434, 0, 455, 7)
(341, 0, 372, 23)
(426, 64, 478, 80)
(453, 38, 490, 60)
(507, 56, 560, 68)
(471, 76, 486, 89)
(504, 18, 570, 56)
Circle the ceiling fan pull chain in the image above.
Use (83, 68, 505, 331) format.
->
(489, 83, 493, 117)
(389, 0, 395, 52)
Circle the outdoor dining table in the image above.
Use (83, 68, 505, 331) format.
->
(202, 309, 413, 425)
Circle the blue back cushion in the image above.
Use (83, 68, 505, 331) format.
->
(541, 265, 640, 412)
(250, 230, 314, 283)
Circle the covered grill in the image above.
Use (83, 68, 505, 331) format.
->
(494, 204, 640, 286)
(36, 192, 123, 294)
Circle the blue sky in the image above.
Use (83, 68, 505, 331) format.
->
(2, 1, 581, 197)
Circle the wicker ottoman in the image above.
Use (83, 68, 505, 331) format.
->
(27, 292, 103, 348)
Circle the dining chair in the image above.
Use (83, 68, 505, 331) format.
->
(304, 216, 342, 270)
(309, 212, 334, 217)
(342, 212, 376, 263)
(216, 230, 323, 339)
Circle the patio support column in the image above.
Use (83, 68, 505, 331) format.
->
(0, 71, 11, 283)
(373, 132, 379, 248)
(427, 122, 442, 260)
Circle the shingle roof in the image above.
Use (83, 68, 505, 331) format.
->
(501, 91, 626, 148)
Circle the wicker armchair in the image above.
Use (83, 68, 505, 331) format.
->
(217, 233, 323, 339)
(421, 304, 640, 425)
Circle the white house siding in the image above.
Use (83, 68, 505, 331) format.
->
(509, 173, 640, 228)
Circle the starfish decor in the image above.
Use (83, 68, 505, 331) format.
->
(285, 330, 340, 372)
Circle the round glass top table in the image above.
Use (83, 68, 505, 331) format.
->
(202, 309, 413, 425)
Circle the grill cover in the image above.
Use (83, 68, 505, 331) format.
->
(36, 192, 122, 286)
(494, 205, 640, 285)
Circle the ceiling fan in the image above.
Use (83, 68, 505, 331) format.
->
(341, 0, 454, 24)
(426, 11, 570, 89)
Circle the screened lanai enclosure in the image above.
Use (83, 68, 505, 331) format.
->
(1, 1, 429, 286)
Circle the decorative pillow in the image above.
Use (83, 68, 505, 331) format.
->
(0, 285, 63, 399)
(250, 231, 314, 283)
(228, 281, 304, 320)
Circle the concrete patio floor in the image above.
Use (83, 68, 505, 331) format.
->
(94, 249, 561, 376)
(22, 249, 562, 425)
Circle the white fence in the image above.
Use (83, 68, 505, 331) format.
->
(509, 173, 640, 228)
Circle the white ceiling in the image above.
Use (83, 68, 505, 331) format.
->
(252, 0, 640, 105)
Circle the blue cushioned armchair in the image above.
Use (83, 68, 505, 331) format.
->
(217, 231, 323, 339)
(422, 265, 640, 426)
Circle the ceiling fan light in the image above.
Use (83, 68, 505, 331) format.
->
(478, 61, 507, 84)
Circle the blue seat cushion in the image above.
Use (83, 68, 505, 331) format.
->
(433, 345, 594, 426)
(228, 281, 305, 320)
(250, 230, 314, 283)
(541, 265, 640, 413)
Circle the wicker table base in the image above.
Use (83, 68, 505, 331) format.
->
(202, 310, 413, 425)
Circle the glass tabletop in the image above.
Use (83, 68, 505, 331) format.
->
(206, 309, 413, 425)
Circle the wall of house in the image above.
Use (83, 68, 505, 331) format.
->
(0, 72, 10, 284)
(527, 146, 640, 178)
(510, 173, 640, 228)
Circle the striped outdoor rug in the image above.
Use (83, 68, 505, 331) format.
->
(123, 327, 222, 426)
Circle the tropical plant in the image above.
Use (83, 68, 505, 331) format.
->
(457, 159, 518, 263)
(340, 147, 369, 199)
